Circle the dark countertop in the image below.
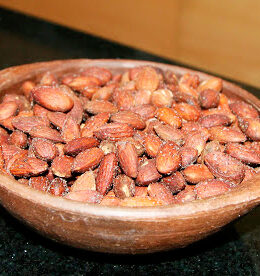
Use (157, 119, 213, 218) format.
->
(0, 7, 260, 276)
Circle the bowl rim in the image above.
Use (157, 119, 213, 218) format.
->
(0, 58, 260, 220)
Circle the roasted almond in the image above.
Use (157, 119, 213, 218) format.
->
(175, 186, 196, 203)
(131, 104, 156, 120)
(12, 116, 49, 133)
(184, 131, 208, 155)
(61, 116, 80, 142)
(96, 152, 118, 195)
(156, 141, 181, 174)
(31, 85, 74, 112)
(0, 101, 18, 120)
(209, 126, 246, 143)
(111, 111, 146, 130)
(144, 134, 163, 158)
(147, 183, 175, 205)
(230, 101, 258, 119)
(51, 155, 74, 178)
(48, 178, 68, 196)
(136, 159, 161, 186)
(239, 118, 260, 141)
(47, 112, 66, 129)
(65, 190, 103, 203)
(198, 89, 220, 109)
(179, 147, 198, 168)
(117, 142, 138, 178)
(64, 137, 99, 156)
(29, 176, 50, 192)
(84, 100, 118, 114)
(156, 107, 182, 128)
(99, 140, 116, 155)
(134, 186, 148, 197)
(72, 147, 104, 173)
(174, 103, 200, 121)
(71, 170, 96, 192)
(151, 89, 173, 107)
(32, 138, 58, 161)
(9, 130, 27, 148)
(198, 77, 223, 93)
(199, 114, 231, 128)
(136, 66, 159, 92)
(82, 66, 112, 85)
(204, 151, 245, 183)
(154, 124, 184, 145)
(162, 171, 186, 194)
(182, 164, 214, 184)
(29, 126, 63, 143)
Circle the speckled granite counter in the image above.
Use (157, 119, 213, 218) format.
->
(0, 7, 260, 276)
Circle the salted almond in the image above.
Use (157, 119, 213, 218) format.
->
(198, 89, 220, 109)
(94, 123, 134, 141)
(29, 176, 50, 192)
(162, 171, 186, 194)
(3, 94, 31, 112)
(144, 134, 163, 158)
(33, 104, 49, 120)
(205, 151, 245, 183)
(29, 126, 63, 143)
(131, 104, 156, 120)
(9, 130, 27, 148)
(199, 114, 231, 128)
(179, 73, 200, 89)
(174, 103, 200, 121)
(178, 83, 198, 98)
(182, 121, 210, 137)
(156, 141, 181, 174)
(1, 144, 21, 164)
(84, 100, 118, 114)
(113, 174, 135, 199)
(65, 190, 103, 203)
(242, 166, 257, 182)
(198, 77, 223, 92)
(136, 66, 159, 92)
(51, 155, 73, 178)
(92, 86, 114, 101)
(226, 143, 260, 164)
(184, 131, 207, 155)
(209, 126, 246, 143)
(111, 111, 146, 130)
(62, 75, 101, 91)
(182, 164, 214, 184)
(218, 94, 231, 111)
(39, 71, 57, 86)
(12, 115, 49, 133)
(31, 85, 74, 112)
(82, 66, 112, 85)
(71, 170, 96, 192)
(239, 118, 260, 141)
(55, 143, 65, 156)
(81, 112, 110, 137)
(147, 183, 175, 205)
(154, 124, 184, 146)
(0, 127, 9, 144)
(9, 157, 48, 177)
(230, 101, 258, 119)
(136, 159, 161, 186)
(113, 88, 135, 111)
(156, 107, 182, 128)
(0, 101, 18, 120)
(72, 147, 104, 173)
(134, 89, 151, 106)
(195, 179, 231, 199)
(151, 89, 173, 107)
(61, 116, 80, 142)
(47, 112, 66, 129)
(117, 142, 138, 178)
(67, 96, 84, 124)
(179, 147, 198, 168)
(96, 152, 118, 195)
(175, 186, 196, 203)
(202, 108, 236, 124)
(119, 137, 144, 156)
(99, 140, 116, 155)
(5, 149, 28, 172)
(120, 197, 162, 207)
(48, 178, 68, 196)
(200, 140, 223, 163)
(32, 138, 58, 161)
(64, 137, 99, 156)
(135, 186, 148, 197)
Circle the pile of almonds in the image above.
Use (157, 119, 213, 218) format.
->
(0, 65, 259, 207)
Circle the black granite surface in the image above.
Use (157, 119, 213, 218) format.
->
(0, 7, 260, 276)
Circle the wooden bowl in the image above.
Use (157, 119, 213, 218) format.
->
(0, 59, 260, 254)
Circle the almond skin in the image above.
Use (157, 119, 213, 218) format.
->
(182, 164, 214, 184)
(131, 104, 156, 120)
(29, 176, 50, 192)
(209, 126, 247, 143)
(147, 183, 175, 205)
(51, 155, 74, 178)
(72, 147, 104, 173)
(136, 66, 159, 92)
(61, 116, 80, 142)
(179, 147, 198, 168)
(151, 89, 173, 107)
(204, 151, 245, 183)
(162, 171, 186, 194)
(81, 112, 110, 137)
(117, 142, 138, 178)
(113, 174, 135, 199)
(198, 77, 223, 93)
(156, 141, 181, 174)
(94, 123, 134, 141)
(96, 152, 118, 195)
(29, 126, 63, 143)
(32, 138, 58, 161)
(156, 107, 182, 128)
(184, 131, 207, 155)
(31, 85, 74, 112)
(154, 124, 184, 145)
(136, 159, 161, 186)
(12, 116, 49, 133)
(198, 89, 219, 109)
(84, 100, 118, 114)
(230, 101, 259, 119)
(64, 137, 99, 156)
(174, 103, 200, 121)
(239, 118, 260, 141)
(9, 130, 27, 148)
(225, 143, 260, 164)
(144, 134, 163, 158)
(0, 101, 18, 120)
(47, 112, 66, 129)
(195, 179, 231, 199)
(199, 114, 231, 128)
(111, 111, 146, 130)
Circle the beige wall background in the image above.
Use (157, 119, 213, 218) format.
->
(0, 0, 259, 88)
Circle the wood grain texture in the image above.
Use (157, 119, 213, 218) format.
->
(0, 59, 260, 254)
(0, 0, 259, 87)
